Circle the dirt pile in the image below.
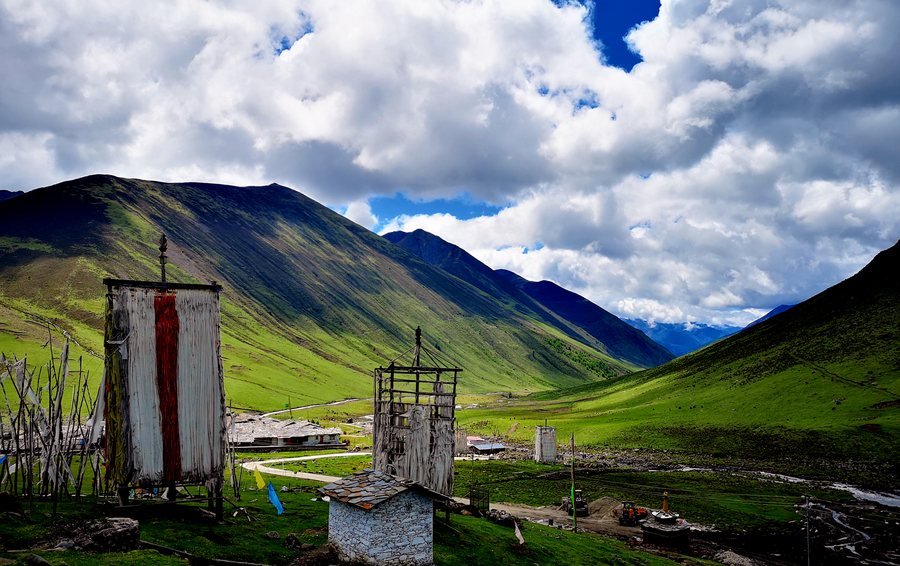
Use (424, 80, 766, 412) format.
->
(587, 497, 622, 518)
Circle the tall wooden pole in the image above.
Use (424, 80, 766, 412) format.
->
(570, 432, 576, 530)
(159, 234, 168, 284)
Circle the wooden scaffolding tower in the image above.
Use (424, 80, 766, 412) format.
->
(373, 327, 461, 496)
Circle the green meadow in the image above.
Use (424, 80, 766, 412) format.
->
(0, 469, 711, 566)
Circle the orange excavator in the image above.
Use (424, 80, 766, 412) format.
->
(619, 500, 649, 526)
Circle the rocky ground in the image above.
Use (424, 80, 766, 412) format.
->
(472, 441, 900, 566)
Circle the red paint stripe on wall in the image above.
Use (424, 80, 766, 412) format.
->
(155, 292, 182, 482)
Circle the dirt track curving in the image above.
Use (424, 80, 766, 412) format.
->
(484, 497, 643, 539)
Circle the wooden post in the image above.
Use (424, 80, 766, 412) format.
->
(159, 234, 168, 284)
(216, 485, 224, 521)
(118, 486, 130, 507)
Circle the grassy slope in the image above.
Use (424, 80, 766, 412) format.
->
(0, 175, 630, 411)
(0, 502, 706, 566)
(0, 464, 707, 566)
(459, 241, 900, 465)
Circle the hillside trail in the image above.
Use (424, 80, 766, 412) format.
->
(243, 452, 493, 484)
(262, 397, 369, 418)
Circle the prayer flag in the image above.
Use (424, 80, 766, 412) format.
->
(267, 482, 284, 515)
(570, 432, 577, 529)
(255, 467, 266, 490)
(514, 520, 525, 544)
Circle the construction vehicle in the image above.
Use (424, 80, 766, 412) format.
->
(561, 489, 588, 517)
(618, 500, 649, 526)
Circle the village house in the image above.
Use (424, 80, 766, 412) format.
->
(228, 413, 342, 447)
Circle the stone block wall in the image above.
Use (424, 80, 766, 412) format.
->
(329, 490, 433, 566)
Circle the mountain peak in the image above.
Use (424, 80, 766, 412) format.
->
(385, 230, 675, 368)
(0, 175, 638, 406)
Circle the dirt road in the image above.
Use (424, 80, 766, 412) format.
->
(486, 500, 643, 538)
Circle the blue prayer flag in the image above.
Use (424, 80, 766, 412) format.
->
(267, 482, 284, 515)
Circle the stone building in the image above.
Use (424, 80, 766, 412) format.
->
(319, 469, 447, 566)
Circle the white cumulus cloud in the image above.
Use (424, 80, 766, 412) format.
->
(2, 0, 899, 325)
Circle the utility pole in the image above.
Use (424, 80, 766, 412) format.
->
(806, 495, 811, 566)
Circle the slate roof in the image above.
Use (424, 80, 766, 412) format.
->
(319, 469, 447, 511)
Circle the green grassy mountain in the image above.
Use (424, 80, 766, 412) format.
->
(460, 239, 900, 465)
(495, 268, 675, 366)
(0, 175, 635, 410)
(383, 229, 674, 368)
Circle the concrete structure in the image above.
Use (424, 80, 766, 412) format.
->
(641, 516, 690, 550)
(534, 425, 556, 463)
(320, 469, 447, 566)
(454, 428, 468, 456)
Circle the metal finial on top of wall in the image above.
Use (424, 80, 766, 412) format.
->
(413, 326, 422, 366)
(159, 234, 168, 284)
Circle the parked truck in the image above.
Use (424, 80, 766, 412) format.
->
(562, 489, 588, 517)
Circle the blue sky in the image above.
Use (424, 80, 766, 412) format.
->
(3, 0, 899, 327)
(366, 193, 505, 230)
(588, 0, 660, 70)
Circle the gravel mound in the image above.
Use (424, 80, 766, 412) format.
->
(587, 497, 622, 518)
(713, 550, 756, 566)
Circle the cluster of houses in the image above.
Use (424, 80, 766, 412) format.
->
(228, 413, 343, 448)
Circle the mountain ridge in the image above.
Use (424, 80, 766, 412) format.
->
(383, 228, 674, 368)
(0, 175, 634, 409)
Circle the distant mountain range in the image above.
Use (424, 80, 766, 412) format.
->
(622, 319, 743, 357)
(0, 175, 666, 410)
(622, 304, 798, 356)
(382, 229, 806, 359)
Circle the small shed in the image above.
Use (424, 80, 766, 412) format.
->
(534, 425, 556, 463)
(319, 469, 448, 566)
(454, 428, 468, 456)
(470, 442, 505, 455)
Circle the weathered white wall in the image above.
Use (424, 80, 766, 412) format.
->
(328, 491, 433, 566)
(534, 426, 556, 463)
